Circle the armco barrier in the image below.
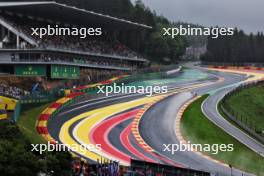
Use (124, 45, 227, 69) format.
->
(12, 101, 21, 122)
(220, 80, 264, 144)
(220, 104, 264, 143)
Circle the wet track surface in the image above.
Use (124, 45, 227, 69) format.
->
(47, 68, 262, 175)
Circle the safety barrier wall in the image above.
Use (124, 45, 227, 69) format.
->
(12, 101, 21, 122)
(12, 91, 64, 122)
(20, 89, 64, 105)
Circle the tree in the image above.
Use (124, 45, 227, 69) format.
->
(202, 27, 264, 64)
(0, 121, 73, 176)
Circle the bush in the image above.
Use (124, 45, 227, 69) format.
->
(0, 120, 73, 176)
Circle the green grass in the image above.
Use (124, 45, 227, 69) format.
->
(180, 95, 264, 175)
(224, 84, 264, 132)
(17, 104, 50, 144)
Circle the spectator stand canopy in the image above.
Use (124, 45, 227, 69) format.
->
(0, 1, 152, 30)
(0, 1, 151, 72)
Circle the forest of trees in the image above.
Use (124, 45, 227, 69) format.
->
(64, 0, 188, 63)
(0, 121, 72, 176)
(173, 22, 208, 47)
(202, 28, 264, 64)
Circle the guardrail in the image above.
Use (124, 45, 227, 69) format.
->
(220, 80, 264, 144)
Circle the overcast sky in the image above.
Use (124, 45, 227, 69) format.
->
(133, 0, 264, 34)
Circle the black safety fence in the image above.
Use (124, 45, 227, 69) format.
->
(12, 89, 65, 122)
(220, 80, 264, 143)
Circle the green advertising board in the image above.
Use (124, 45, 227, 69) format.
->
(15, 65, 46, 76)
(51, 65, 80, 79)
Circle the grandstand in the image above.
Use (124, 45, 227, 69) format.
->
(0, 1, 150, 79)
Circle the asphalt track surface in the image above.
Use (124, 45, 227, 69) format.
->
(48, 68, 263, 175)
(138, 71, 258, 176)
(202, 87, 264, 157)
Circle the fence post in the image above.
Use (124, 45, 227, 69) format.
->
(12, 100, 21, 123)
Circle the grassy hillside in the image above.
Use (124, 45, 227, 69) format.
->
(224, 83, 264, 132)
(180, 95, 264, 175)
(17, 104, 50, 144)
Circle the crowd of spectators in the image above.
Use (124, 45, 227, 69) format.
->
(13, 54, 138, 69)
(40, 35, 140, 59)
(0, 68, 126, 100)
(0, 12, 142, 60)
(71, 159, 208, 176)
(0, 83, 28, 99)
(71, 160, 166, 176)
(72, 160, 120, 176)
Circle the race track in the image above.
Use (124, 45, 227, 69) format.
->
(47, 67, 264, 175)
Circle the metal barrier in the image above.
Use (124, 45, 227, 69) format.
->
(11, 89, 65, 122)
(12, 100, 21, 122)
(220, 80, 264, 144)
